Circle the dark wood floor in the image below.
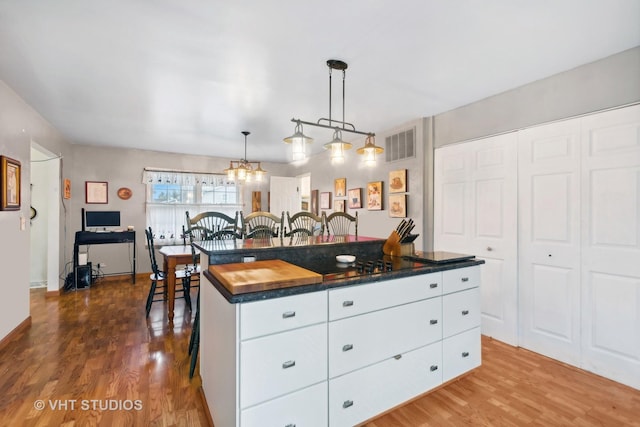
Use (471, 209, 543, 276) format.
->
(1, 276, 639, 426)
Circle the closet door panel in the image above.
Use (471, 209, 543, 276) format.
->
(435, 133, 518, 346)
(518, 118, 582, 366)
(581, 104, 640, 390)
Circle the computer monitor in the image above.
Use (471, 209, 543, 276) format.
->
(84, 210, 121, 229)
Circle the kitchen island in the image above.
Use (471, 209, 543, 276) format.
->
(193, 236, 484, 427)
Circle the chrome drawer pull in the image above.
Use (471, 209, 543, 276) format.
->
(462, 351, 470, 358)
(342, 344, 354, 352)
(430, 365, 438, 371)
(461, 277, 469, 282)
(282, 311, 296, 319)
(429, 283, 438, 289)
(282, 360, 296, 369)
(393, 354, 402, 360)
(430, 319, 438, 325)
(285, 424, 296, 427)
(462, 310, 469, 315)
(343, 400, 354, 409)
(342, 300, 354, 307)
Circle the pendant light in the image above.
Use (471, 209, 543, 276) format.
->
(356, 135, 384, 167)
(285, 59, 381, 164)
(223, 131, 267, 182)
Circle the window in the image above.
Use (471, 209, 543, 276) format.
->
(143, 169, 242, 244)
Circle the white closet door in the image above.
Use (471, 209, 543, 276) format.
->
(580, 104, 640, 390)
(435, 134, 518, 345)
(518, 118, 582, 366)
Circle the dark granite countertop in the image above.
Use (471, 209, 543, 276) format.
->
(204, 255, 485, 304)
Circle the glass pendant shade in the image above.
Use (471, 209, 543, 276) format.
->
(222, 131, 267, 183)
(323, 129, 352, 164)
(284, 121, 313, 161)
(356, 135, 383, 167)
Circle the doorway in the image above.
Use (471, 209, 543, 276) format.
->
(30, 142, 61, 292)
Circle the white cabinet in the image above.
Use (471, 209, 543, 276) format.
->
(241, 382, 328, 427)
(327, 267, 481, 426)
(202, 264, 482, 426)
(329, 343, 442, 427)
(443, 327, 482, 382)
(329, 297, 441, 377)
(240, 323, 327, 408)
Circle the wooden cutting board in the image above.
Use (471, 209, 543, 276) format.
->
(208, 259, 322, 295)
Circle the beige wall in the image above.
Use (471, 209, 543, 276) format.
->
(0, 80, 73, 339)
(70, 145, 291, 275)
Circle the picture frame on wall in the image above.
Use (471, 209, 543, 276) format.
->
(334, 199, 345, 212)
(85, 181, 108, 204)
(311, 189, 319, 215)
(366, 181, 383, 210)
(389, 194, 407, 218)
(1, 155, 21, 211)
(63, 178, 71, 200)
(389, 169, 407, 193)
(348, 188, 362, 209)
(320, 192, 331, 209)
(334, 178, 346, 198)
(252, 191, 261, 212)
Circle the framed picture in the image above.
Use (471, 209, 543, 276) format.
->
(311, 189, 319, 215)
(252, 191, 261, 212)
(389, 194, 407, 218)
(85, 181, 108, 204)
(348, 188, 362, 209)
(1, 156, 21, 211)
(320, 192, 331, 209)
(335, 199, 345, 212)
(334, 178, 346, 198)
(63, 178, 71, 199)
(366, 181, 383, 210)
(389, 169, 407, 193)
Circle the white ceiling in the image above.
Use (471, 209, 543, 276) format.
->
(1, 1, 639, 163)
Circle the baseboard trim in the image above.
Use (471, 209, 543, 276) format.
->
(0, 316, 32, 352)
(197, 386, 214, 427)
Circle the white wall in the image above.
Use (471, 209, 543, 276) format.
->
(0, 80, 72, 340)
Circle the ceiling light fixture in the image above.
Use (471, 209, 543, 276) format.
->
(285, 59, 380, 165)
(224, 131, 267, 183)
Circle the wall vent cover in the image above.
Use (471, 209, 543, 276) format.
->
(385, 127, 415, 162)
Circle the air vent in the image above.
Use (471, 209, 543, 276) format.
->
(385, 127, 415, 162)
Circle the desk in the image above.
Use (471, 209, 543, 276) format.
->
(73, 231, 136, 286)
(159, 245, 199, 323)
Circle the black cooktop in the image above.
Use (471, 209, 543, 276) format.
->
(297, 254, 426, 281)
(403, 251, 476, 264)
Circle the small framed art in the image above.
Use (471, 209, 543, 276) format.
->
(320, 192, 331, 209)
(334, 178, 346, 198)
(1, 156, 21, 210)
(366, 181, 382, 210)
(389, 194, 407, 218)
(334, 199, 345, 212)
(348, 188, 362, 209)
(85, 181, 108, 204)
(311, 189, 319, 215)
(389, 169, 407, 193)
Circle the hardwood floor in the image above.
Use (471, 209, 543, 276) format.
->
(1, 276, 639, 426)
(0, 276, 209, 427)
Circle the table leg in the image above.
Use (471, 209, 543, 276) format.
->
(164, 258, 176, 323)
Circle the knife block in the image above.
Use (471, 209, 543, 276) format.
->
(400, 242, 415, 256)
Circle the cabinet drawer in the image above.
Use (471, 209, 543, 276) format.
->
(442, 266, 480, 294)
(329, 273, 441, 320)
(241, 382, 328, 427)
(443, 287, 481, 338)
(240, 291, 327, 340)
(329, 298, 441, 378)
(443, 327, 481, 383)
(329, 342, 442, 427)
(240, 323, 327, 408)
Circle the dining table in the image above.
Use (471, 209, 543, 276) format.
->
(158, 244, 199, 323)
